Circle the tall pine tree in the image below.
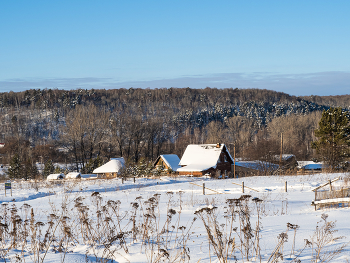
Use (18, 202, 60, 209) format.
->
(7, 154, 22, 179)
(312, 107, 350, 169)
(43, 160, 55, 177)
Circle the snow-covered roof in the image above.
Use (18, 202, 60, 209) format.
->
(47, 173, 65, 180)
(177, 144, 233, 172)
(157, 154, 181, 171)
(297, 161, 324, 170)
(234, 161, 279, 171)
(93, 157, 125, 174)
(66, 172, 81, 179)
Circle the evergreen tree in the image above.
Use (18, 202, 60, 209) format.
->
(43, 160, 55, 177)
(81, 156, 103, 174)
(54, 165, 63, 174)
(23, 158, 38, 180)
(7, 154, 21, 179)
(312, 107, 350, 169)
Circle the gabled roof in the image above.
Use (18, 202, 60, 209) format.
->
(93, 157, 125, 174)
(154, 154, 181, 171)
(177, 144, 233, 172)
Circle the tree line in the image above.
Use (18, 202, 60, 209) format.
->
(0, 88, 349, 179)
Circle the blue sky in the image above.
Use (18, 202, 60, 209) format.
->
(1, 1, 350, 96)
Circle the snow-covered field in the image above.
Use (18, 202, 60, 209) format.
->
(1, 172, 350, 262)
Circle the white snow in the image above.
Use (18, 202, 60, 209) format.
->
(1, 172, 350, 262)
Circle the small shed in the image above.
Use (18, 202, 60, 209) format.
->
(297, 161, 324, 174)
(47, 173, 65, 180)
(177, 143, 234, 176)
(154, 154, 181, 172)
(66, 172, 81, 179)
(93, 157, 125, 178)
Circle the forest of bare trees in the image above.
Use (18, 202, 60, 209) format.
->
(0, 87, 349, 178)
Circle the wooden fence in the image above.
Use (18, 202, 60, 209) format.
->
(312, 177, 350, 210)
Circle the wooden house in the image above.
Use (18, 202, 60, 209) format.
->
(177, 143, 234, 176)
(153, 154, 181, 172)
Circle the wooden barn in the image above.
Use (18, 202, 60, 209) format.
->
(177, 143, 234, 176)
(153, 154, 181, 172)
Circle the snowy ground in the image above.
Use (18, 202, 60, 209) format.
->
(1, 172, 350, 262)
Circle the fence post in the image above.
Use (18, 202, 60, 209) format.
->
(203, 183, 205, 195)
(133, 176, 135, 183)
(329, 179, 332, 192)
(314, 188, 318, 211)
(285, 181, 287, 192)
(122, 177, 124, 184)
(242, 182, 244, 193)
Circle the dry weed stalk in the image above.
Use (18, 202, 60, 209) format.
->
(311, 213, 348, 263)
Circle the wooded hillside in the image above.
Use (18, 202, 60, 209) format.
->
(0, 87, 348, 175)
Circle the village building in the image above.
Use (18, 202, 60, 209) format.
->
(177, 143, 233, 176)
(93, 157, 125, 178)
(153, 154, 181, 172)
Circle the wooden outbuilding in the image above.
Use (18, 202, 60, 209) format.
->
(153, 154, 181, 172)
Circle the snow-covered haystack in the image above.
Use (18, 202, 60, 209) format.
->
(93, 157, 125, 176)
(66, 172, 81, 179)
(47, 173, 65, 180)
